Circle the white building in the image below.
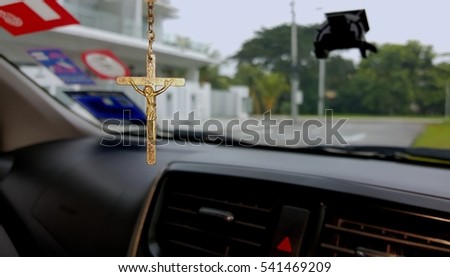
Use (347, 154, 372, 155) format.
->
(0, 0, 250, 123)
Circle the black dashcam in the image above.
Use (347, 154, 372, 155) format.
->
(314, 9, 377, 59)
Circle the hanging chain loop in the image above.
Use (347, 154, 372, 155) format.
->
(147, 1, 156, 67)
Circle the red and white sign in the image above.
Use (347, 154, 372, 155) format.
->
(81, 50, 130, 80)
(0, 0, 79, 36)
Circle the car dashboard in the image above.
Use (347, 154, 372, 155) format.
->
(0, 136, 449, 257)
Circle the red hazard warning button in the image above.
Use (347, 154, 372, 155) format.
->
(277, 237, 293, 253)
(270, 206, 310, 256)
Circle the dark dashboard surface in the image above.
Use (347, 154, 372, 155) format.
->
(0, 136, 449, 257)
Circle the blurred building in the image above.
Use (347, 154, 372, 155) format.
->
(0, 0, 249, 122)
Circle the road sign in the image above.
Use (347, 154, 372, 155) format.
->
(28, 48, 95, 85)
(81, 50, 130, 80)
(0, 0, 79, 36)
(296, 90, 304, 105)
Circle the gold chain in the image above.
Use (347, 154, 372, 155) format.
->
(147, 1, 155, 66)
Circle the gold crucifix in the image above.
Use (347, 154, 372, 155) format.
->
(116, 0, 185, 165)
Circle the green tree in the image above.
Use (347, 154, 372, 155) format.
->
(339, 41, 441, 115)
(255, 72, 290, 111)
(324, 56, 356, 111)
(199, 65, 231, 90)
(232, 24, 355, 114)
(233, 63, 265, 114)
(417, 61, 450, 115)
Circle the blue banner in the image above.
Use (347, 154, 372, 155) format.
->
(28, 48, 95, 85)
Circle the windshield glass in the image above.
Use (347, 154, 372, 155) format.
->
(1, 0, 449, 150)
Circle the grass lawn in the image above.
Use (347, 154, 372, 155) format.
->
(414, 121, 450, 149)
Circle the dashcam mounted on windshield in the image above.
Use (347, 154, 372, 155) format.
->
(314, 9, 378, 59)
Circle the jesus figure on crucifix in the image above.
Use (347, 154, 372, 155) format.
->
(129, 79, 173, 121)
(116, 0, 185, 165)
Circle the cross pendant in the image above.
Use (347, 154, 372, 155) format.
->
(116, 55, 185, 164)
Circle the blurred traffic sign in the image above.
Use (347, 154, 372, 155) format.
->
(81, 50, 130, 80)
(295, 90, 304, 105)
(28, 48, 95, 85)
(0, 0, 79, 36)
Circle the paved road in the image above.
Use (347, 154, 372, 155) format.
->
(193, 117, 438, 148)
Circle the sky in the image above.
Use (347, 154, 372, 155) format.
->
(165, 0, 450, 62)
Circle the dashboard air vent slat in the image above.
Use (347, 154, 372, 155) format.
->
(153, 173, 278, 257)
(319, 206, 450, 257)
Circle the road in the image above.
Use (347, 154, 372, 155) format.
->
(190, 117, 439, 148)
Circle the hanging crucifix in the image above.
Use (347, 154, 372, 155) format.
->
(116, 0, 185, 165)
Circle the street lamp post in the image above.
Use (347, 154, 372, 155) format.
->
(446, 81, 450, 121)
(318, 59, 326, 116)
(290, 0, 299, 119)
(436, 53, 450, 121)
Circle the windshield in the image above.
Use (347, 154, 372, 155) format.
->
(1, 0, 449, 151)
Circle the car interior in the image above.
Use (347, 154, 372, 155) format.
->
(0, 1, 449, 258)
(0, 54, 449, 257)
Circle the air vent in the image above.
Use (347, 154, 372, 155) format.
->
(152, 172, 279, 257)
(319, 206, 450, 256)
